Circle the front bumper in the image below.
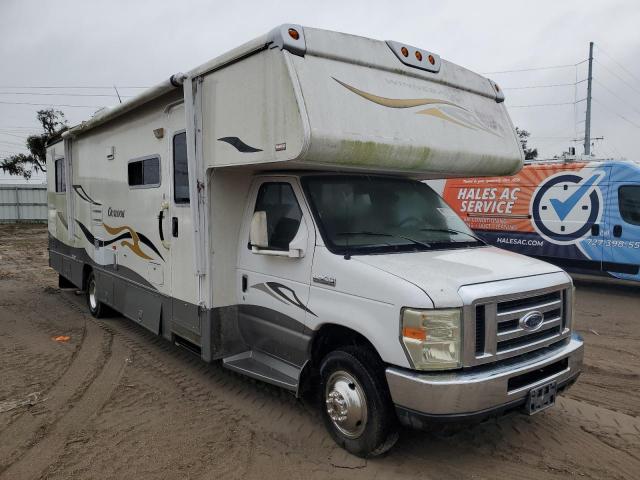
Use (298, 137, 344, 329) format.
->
(386, 334, 583, 425)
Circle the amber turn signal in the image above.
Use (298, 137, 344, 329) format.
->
(402, 327, 426, 341)
(288, 28, 299, 40)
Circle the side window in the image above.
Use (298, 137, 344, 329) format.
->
(254, 183, 302, 250)
(173, 132, 189, 204)
(128, 156, 160, 188)
(619, 185, 640, 226)
(55, 158, 66, 193)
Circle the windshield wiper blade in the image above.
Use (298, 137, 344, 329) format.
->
(419, 227, 485, 244)
(336, 231, 431, 249)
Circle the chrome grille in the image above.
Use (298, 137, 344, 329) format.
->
(460, 276, 573, 367)
(495, 290, 563, 354)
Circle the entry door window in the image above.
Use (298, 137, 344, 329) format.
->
(55, 158, 66, 192)
(254, 183, 302, 250)
(173, 132, 190, 204)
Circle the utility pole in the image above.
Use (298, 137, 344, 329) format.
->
(584, 41, 594, 156)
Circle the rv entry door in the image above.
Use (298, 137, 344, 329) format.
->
(166, 104, 199, 337)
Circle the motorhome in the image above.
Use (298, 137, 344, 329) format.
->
(430, 159, 640, 283)
(47, 25, 583, 457)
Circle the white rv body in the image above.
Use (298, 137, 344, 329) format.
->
(47, 25, 583, 456)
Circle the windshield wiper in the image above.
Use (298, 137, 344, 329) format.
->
(336, 231, 432, 249)
(419, 227, 485, 244)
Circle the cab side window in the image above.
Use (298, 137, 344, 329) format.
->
(55, 158, 66, 193)
(254, 182, 302, 250)
(619, 185, 640, 226)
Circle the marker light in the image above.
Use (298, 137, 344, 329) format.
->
(415, 51, 423, 61)
(428, 54, 435, 65)
(401, 308, 462, 370)
(401, 46, 409, 57)
(288, 28, 300, 40)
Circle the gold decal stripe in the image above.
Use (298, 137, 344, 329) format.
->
(332, 77, 465, 110)
(416, 108, 475, 130)
(102, 223, 153, 260)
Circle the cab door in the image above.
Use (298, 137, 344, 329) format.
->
(236, 177, 315, 367)
(605, 181, 640, 280)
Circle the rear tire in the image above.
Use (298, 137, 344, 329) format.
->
(320, 346, 399, 457)
(86, 271, 107, 318)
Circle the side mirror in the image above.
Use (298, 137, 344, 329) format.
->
(250, 211, 268, 248)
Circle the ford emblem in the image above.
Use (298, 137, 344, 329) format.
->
(520, 311, 544, 331)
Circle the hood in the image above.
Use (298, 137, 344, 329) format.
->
(353, 246, 564, 307)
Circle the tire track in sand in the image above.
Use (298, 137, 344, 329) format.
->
(0, 320, 107, 475)
(0, 336, 128, 480)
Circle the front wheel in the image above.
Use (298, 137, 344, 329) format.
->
(320, 346, 398, 457)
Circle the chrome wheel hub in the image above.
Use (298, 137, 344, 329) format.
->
(325, 370, 367, 438)
(89, 280, 97, 310)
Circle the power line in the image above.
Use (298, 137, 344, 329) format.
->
(0, 85, 149, 90)
(509, 101, 576, 108)
(0, 91, 132, 98)
(529, 136, 574, 139)
(0, 101, 105, 108)
(482, 61, 586, 75)
(595, 45, 640, 84)
(502, 82, 579, 90)
(0, 131, 28, 139)
(594, 59, 640, 97)
(593, 98, 640, 128)
(594, 79, 640, 117)
(0, 140, 26, 147)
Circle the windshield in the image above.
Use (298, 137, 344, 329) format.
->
(302, 175, 484, 255)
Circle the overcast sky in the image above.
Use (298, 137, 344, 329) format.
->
(1, 0, 639, 183)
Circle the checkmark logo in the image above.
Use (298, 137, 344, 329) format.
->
(549, 173, 601, 221)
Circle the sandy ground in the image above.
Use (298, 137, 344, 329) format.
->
(0, 223, 638, 480)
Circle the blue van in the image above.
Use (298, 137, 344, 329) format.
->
(434, 159, 640, 282)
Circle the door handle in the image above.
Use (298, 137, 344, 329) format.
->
(591, 223, 599, 236)
(242, 274, 248, 292)
(172, 217, 179, 237)
(158, 201, 170, 249)
(613, 225, 623, 238)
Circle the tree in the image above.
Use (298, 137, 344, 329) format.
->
(1, 109, 68, 179)
(515, 127, 538, 160)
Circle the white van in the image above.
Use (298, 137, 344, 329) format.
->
(47, 25, 583, 457)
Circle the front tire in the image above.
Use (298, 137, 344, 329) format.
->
(320, 346, 399, 457)
(86, 272, 107, 318)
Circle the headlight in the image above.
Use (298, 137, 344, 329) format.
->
(401, 308, 462, 370)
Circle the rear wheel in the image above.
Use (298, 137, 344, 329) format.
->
(86, 272, 107, 318)
(320, 346, 399, 457)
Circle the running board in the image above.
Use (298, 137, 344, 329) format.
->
(222, 350, 300, 391)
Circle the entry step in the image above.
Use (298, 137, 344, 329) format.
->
(222, 350, 300, 391)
